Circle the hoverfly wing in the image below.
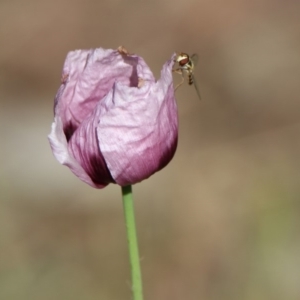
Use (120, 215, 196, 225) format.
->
(191, 73, 202, 101)
(190, 53, 199, 67)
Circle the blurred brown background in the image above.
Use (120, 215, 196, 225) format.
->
(1, 0, 300, 299)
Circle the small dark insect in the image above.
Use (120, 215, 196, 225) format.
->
(173, 52, 201, 100)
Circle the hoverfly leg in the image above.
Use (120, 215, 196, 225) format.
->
(172, 68, 185, 91)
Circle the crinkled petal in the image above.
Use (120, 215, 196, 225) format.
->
(96, 55, 178, 186)
(66, 102, 116, 187)
(48, 117, 108, 188)
(55, 48, 155, 142)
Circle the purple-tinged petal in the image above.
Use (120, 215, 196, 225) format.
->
(48, 117, 108, 188)
(67, 101, 115, 187)
(55, 48, 155, 142)
(96, 55, 178, 186)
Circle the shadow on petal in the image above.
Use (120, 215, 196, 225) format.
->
(64, 121, 78, 142)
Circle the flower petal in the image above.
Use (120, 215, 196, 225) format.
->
(54, 48, 155, 142)
(96, 55, 178, 186)
(48, 117, 109, 188)
(66, 101, 116, 187)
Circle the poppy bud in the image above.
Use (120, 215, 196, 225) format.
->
(48, 47, 178, 188)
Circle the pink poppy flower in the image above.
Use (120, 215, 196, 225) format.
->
(48, 47, 178, 188)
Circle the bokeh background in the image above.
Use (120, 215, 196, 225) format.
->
(1, 0, 300, 299)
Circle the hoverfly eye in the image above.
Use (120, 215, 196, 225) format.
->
(179, 57, 189, 66)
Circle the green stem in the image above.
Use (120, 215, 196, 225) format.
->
(121, 185, 143, 300)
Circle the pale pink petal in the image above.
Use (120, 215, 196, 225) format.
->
(96, 55, 178, 186)
(48, 116, 108, 188)
(55, 48, 155, 141)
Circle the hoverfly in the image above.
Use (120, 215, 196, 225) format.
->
(173, 52, 201, 100)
